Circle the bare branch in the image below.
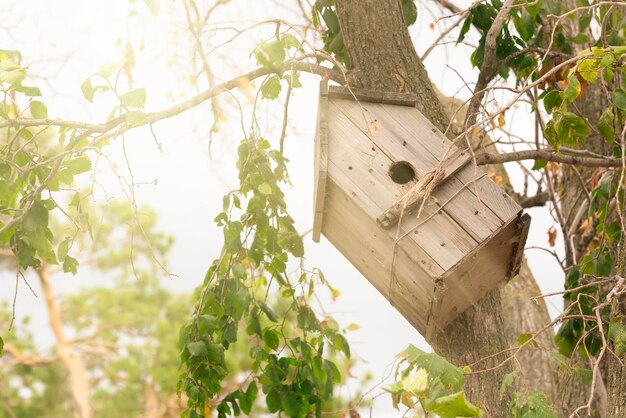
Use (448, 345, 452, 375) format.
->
(476, 149, 624, 168)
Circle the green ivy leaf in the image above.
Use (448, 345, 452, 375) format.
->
(63, 255, 79, 274)
(608, 319, 626, 357)
(612, 88, 626, 111)
(401, 0, 418, 26)
(23, 201, 49, 231)
(119, 88, 147, 108)
(598, 107, 615, 144)
(254, 40, 285, 68)
(261, 76, 282, 100)
(428, 392, 482, 417)
(562, 76, 581, 104)
(187, 341, 208, 357)
(258, 182, 273, 195)
(401, 368, 429, 396)
(66, 156, 92, 175)
(81, 78, 95, 102)
(57, 237, 70, 261)
(554, 112, 589, 146)
(266, 390, 281, 413)
(280, 391, 303, 418)
(531, 160, 547, 170)
(30, 100, 48, 118)
(263, 328, 280, 350)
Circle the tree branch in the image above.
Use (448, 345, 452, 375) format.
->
(0, 343, 56, 367)
(475, 149, 624, 168)
(0, 58, 343, 133)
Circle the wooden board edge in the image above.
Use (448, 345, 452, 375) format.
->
(425, 278, 445, 341)
(327, 85, 416, 107)
(312, 81, 330, 243)
(506, 212, 531, 280)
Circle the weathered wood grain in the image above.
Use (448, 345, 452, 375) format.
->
(312, 82, 329, 242)
(314, 90, 529, 335)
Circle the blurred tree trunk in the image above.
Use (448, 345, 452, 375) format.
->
(39, 267, 92, 418)
(334, 0, 556, 415)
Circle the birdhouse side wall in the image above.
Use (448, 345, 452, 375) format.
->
(426, 213, 529, 337)
(321, 180, 434, 334)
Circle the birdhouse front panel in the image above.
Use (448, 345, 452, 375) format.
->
(312, 84, 530, 338)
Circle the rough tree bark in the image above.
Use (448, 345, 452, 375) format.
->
(607, 248, 626, 417)
(334, 0, 557, 415)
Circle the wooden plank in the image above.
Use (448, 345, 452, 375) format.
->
(323, 181, 432, 334)
(328, 99, 503, 242)
(327, 85, 417, 106)
(376, 151, 472, 230)
(330, 98, 520, 227)
(312, 82, 330, 242)
(326, 113, 478, 271)
(426, 216, 520, 339)
(456, 164, 521, 223)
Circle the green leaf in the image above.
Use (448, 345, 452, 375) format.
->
(253, 40, 285, 68)
(187, 341, 208, 357)
(23, 201, 49, 231)
(143, 0, 159, 15)
(401, 0, 418, 26)
(401, 368, 429, 396)
(608, 319, 626, 357)
(554, 112, 589, 146)
(258, 182, 273, 195)
(542, 90, 561, 115)
(499, 370, 520, 398)
(119, 88, 147, 108)
(402, 345, 465, 391)
(266, 390, 281, 413)
(516, 333, 533, 346)
(428, 391, 482, 417)
(63, 255, 79, 274)
(457, 14, 473, 43)
(66, 156, 92, 175)
(281, 34, 301, 50)
(0, 336, 3, 357)
(562, 75, 580, 104)
(81, 78, 95, 102)
(280, 391, 303, 417)
(333, 333, 350, 358)
(612, 88, 626, 111)
(285, 72, 302, 89)
(598, 107, 615, 144)
(30, 100, 48, 118)
(240, 382, 257, 414)
(261, 76, 282, 100)
(263, 328, 280, 350)
(531, 160, 547, 170)
(57, 237, 70, 261)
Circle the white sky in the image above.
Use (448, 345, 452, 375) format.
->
(0, 0, 565, 416)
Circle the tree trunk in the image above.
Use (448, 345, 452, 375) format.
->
(39, 268, 93, 418)
(334, 0, 556, 415)
(606, 251, 626, 416)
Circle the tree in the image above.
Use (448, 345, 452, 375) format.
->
(1, 0, 626, 417)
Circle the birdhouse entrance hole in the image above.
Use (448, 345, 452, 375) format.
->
(389, 161, 416, 184)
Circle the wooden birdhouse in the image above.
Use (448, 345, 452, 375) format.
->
(312, 82, 530, 339)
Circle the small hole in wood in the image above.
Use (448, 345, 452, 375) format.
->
(348, 166, 353, 170)
(389, 161, 415, 184)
